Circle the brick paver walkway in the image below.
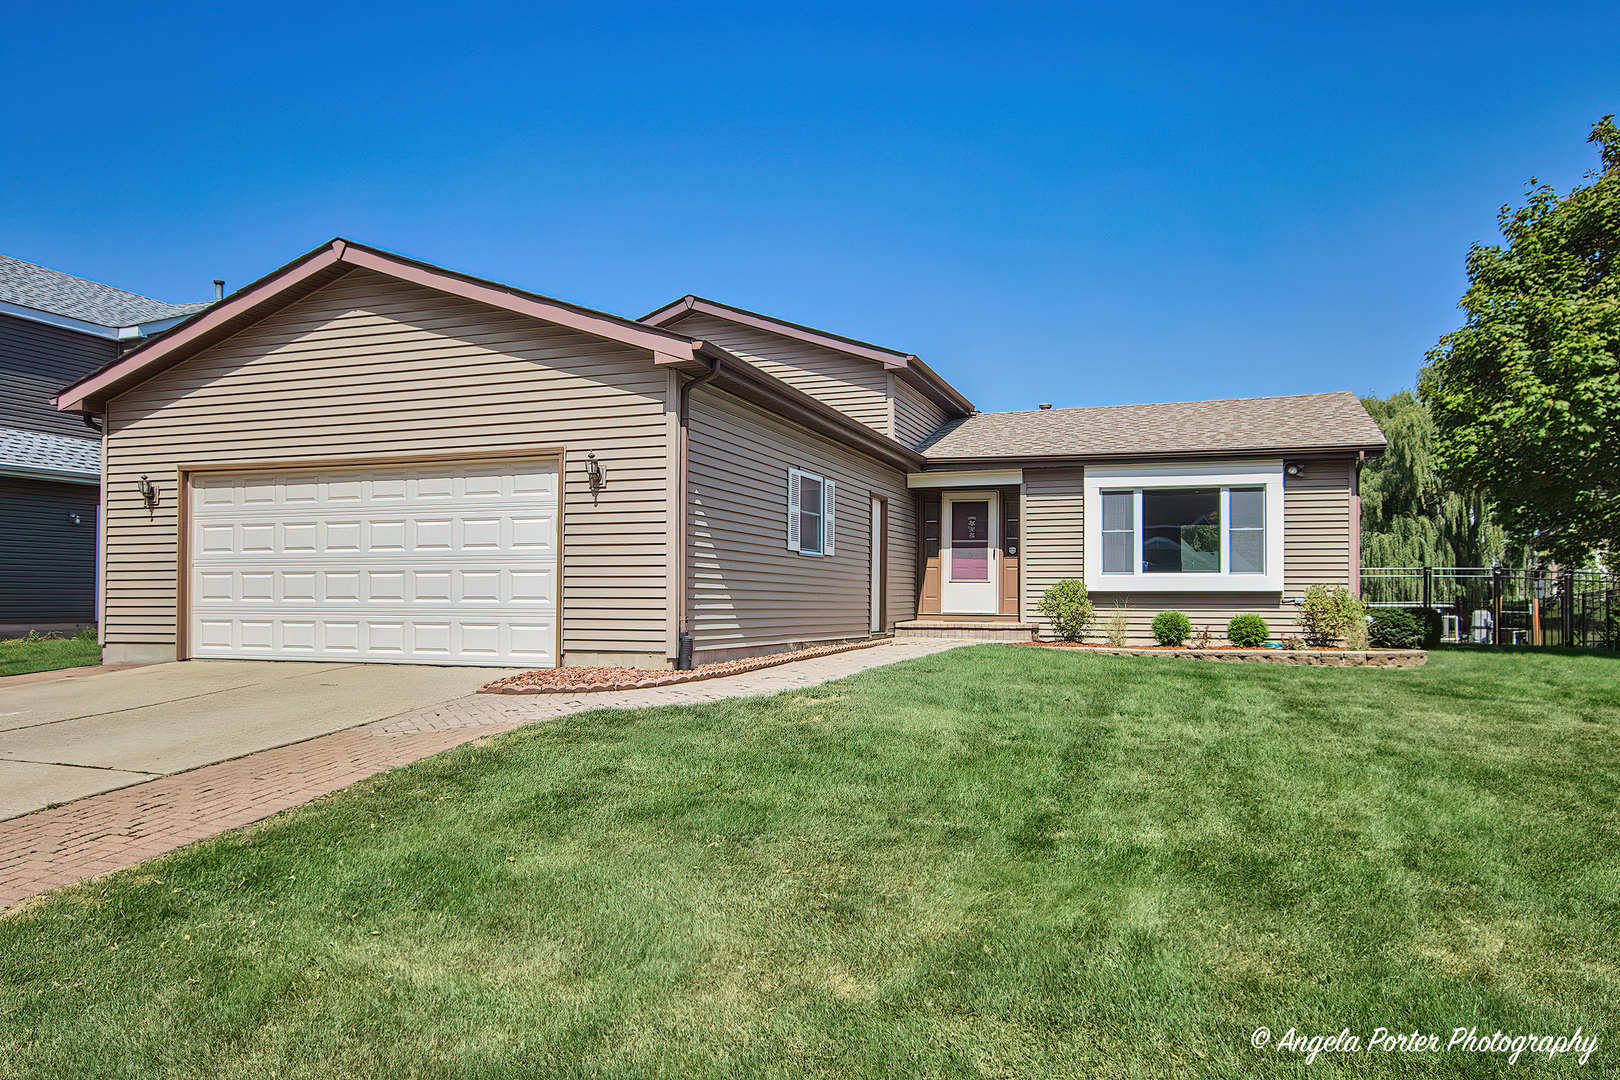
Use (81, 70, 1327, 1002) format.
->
(0, 638, 965, 909)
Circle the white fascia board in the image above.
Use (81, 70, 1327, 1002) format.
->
(0, 299, 119, 338)
(908, 469, 1023, 489)
(0, 464, 100, 486)
(1084, 460, 1284, 593)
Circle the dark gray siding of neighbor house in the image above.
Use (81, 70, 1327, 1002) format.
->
(0, 312, 119, 438)
(0, 476, 98, 628)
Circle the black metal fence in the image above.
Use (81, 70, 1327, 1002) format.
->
(1360, 566, 1619, 650)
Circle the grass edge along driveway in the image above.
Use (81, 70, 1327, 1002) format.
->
(1, 647, 1614, 1078)
(0, 633, 100, 678)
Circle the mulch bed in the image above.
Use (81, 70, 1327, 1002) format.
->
(1019, 641, 1329, 651)
(479, 638, 887, 694)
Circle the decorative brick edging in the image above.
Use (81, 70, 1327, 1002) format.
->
(1023, 645, 1428, 667)
(478, 638, 889, 694)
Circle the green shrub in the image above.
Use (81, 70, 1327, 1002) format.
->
(1299, 584, 1367, 647)
(1036, 579, 1094, 642)
(1368, 609, 1422, 650)
(73, 626, 98, 643)
(1226, 614, 1269, 648)
(1152, 610, 1191, 646)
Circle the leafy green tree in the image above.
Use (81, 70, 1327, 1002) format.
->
(1419, 117, 1620, 566)
(1359, 390, 1507, 567)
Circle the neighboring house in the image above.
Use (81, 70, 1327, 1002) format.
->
(0, 255, 211, 634)
(54, 239, 1386, 668)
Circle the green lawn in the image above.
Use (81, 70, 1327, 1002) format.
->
(1, 648, 1615, 1078)
(0, 633, 99, 678)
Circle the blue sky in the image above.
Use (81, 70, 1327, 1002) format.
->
(4, 2, 1616, 413)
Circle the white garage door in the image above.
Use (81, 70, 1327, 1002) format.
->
(188, 460, 558, 667)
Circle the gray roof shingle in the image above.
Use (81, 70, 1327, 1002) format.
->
(0, 254, 211, 328)
(919, 391, 1387, 460)
(0, 426, 100, 479)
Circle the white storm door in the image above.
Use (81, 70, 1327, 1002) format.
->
(188, 460, 558, 667)
(941, 492, 998, 614)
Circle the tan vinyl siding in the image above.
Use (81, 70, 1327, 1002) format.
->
(101, 269, 671, 660)
(1021, 455, 1356, 643)
(1022, 468, 1086, 630)
(668, 312, 892, 436)
(892, 377, 950, 449)
(685, 385, 915, 656)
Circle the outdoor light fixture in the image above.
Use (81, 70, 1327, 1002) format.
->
(1285, 462, 1304, 477)
(585, 453, 607, 504)
(137, 474, 160, 516)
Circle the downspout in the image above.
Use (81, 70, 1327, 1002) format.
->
(675, 355, 720, 669)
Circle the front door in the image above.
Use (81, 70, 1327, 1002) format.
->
(941, 492, 998, 614)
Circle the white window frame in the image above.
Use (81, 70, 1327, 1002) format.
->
(786, 467, 835, 557)
(1083, 460, 1284, 593)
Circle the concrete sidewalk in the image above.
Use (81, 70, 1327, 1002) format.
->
(0, 638, 968, 909)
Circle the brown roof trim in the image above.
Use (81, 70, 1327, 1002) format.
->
(676, 343, 925, 472)
(640, 295, 974, 417)
(55, 239, 705, 414)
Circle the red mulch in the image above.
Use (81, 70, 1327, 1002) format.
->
(479, 639, 887, 694)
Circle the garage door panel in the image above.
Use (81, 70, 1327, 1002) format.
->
(188, 460, 557, 667)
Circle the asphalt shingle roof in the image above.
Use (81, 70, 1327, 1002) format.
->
(0, 426, 100, 479)
(0, 254, 211, 328)
(919, 391, 1387, 460)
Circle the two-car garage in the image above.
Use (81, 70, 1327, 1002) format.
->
(185, 459, 559, 667)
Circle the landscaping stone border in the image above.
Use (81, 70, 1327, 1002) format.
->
(1021, 644, 1428, 667)
(479, 638, 889, 694)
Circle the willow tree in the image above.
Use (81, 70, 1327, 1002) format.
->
(1359, 390, 1506, 568)
(1418, 117, 1620, 566)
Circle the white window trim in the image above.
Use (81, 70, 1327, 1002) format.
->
(1083, 460, 1284, 593)
(786, 467, 835, 557)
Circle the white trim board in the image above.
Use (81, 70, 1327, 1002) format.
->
(908, 469, 1022, 489)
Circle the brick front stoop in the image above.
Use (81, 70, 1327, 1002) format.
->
(0, 639, 966, 910)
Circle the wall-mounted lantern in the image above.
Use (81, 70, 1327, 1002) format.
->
(137, 474, 160, 517)
(585, 453, 607, 504)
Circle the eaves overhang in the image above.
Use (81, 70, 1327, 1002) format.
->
(920, 444, 1388, 470)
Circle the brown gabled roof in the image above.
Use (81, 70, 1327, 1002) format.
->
(919, 392, 1387, 463)
(53, 239, 708, 415)
(640, 294, 974, 416)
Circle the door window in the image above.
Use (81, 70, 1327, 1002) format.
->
(950, 500, 990, 581)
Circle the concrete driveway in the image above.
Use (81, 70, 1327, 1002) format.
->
(0, 662, 496, 820)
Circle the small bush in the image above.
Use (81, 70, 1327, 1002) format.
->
(1299, 584, 1366, 647)
(1037, 579, 1094, 643)
(1368, 609, 1422, 650)
(1152, 610, 1191, 646)
(73, 626, 98, 643)
(1227, 614, 1269, 648)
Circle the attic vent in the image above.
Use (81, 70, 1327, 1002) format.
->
(1038, 403, 1053, 410)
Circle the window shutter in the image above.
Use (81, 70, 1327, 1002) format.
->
(786, 468, 801, 551)
(823, 479, 836, 556)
